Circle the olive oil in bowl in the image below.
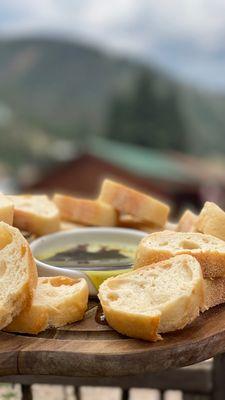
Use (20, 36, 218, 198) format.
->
(39, 242, 135, 271)
(31, 227, 147, 295)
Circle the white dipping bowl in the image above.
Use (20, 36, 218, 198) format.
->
(30, 227, 147, 296)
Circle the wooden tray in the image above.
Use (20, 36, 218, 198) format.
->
(1, 300, 225, 378)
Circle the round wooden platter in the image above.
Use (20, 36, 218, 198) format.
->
(1, 300, 225, 378)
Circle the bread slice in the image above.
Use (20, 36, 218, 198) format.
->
(118, 215, 176, 233)
(196, 202, 225, 241)
(118, 214, 161, 231)
(6, 276, 89, 334)
(99, 255, 203, 341)
(9, 195, 60, 236)
(53, 194, 117, 226)
(177, 210, 198, 232)
(99, 179, 170, 227)
(0, 222, 37, 329)
(0, 194, 14, 225)
(203, 278, 225, 311)
(134, 231, 225, 278)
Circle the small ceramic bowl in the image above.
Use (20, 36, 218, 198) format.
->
(30, 227, 147, 295)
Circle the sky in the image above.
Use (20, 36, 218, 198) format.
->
(1, 0, 225, 90)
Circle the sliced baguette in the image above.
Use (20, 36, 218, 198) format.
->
(6, 276, 89, 334)
(134, 231, 225, 278)
(99, 254, 203, 341)
(0, 222, 37, 329)
(176, 210, 198, 232)
(196, 202, 225, 241)
(0, 194, 14, 225)
(99, 179, 170, 227)
(9, 195, 60, 236)
(53, 194, 117, 226)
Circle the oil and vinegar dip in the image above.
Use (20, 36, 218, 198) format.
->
(39, 242, 136, 271)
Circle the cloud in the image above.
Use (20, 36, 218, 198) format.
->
(1, 0, 225, 88)
(1, 0, 224, 50)
(0, 0, 60, 32)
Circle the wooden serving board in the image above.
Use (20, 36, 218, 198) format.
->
(1, 300, 225, 378)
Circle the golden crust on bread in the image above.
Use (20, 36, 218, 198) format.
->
(54, 193, 117, 226)
(99, 179, 170, 227)
(203, 278, 225, 311)
(196, 202, 225, 241)
(102, 304, 161, 341)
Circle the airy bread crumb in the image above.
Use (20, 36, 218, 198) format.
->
(99, 254, 203, 341)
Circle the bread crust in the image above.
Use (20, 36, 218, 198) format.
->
(26, 244, 38, 304)
(54, 194, 117, 226)
(101, 304, 161, 341)
(203, 278, 225, 311)
(196, 202, 225, 241)
(99, 179, 170, 227)
(5, 305, 49, 335)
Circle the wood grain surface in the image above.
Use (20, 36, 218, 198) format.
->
(1, 300, 225, 378)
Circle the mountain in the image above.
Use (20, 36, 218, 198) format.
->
(0, 37, 144, 137)
(0, 36, 225, 168)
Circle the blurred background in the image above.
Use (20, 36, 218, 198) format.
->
(1, 0, 225, 217)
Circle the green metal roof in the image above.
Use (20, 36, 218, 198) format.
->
(87, 137, 194, 183)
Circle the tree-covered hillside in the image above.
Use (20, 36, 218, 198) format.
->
(0, 36, 225, 167)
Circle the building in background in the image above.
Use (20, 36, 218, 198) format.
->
(21, 137, 225, 217)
